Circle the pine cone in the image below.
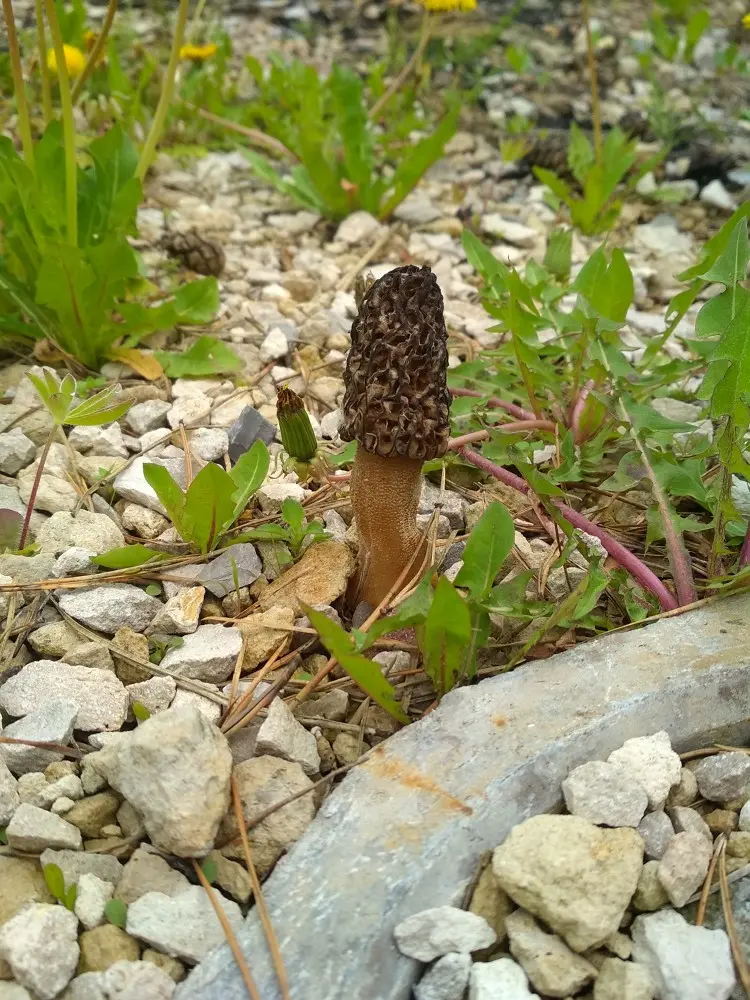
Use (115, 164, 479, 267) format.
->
(521, 130, 572, 176)
(162, 229, 226, 277)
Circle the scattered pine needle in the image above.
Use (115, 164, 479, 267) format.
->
(718, 846, 750, 997)
(193, 859, 263, 1000)
(231, 775, 291, 1000)
(695, 833, 725, 926)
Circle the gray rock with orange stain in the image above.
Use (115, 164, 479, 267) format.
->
(175, 593, 750, 1000)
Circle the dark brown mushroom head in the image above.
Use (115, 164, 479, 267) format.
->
(341, 265, 451, 608)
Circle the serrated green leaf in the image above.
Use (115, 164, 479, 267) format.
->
(698, 286, 750, 426)
(454, 501, 515, 601)
(421, 577, 472, 695)
(599, 451, 646, 492)
(67, 386, 131, 427)
(156, 334, 241, 378)
(230, 440, 270, 520)
(678, 204, 750, 282)
(104, 898, 128, 928)
(571, 564, 611, 620)
(305, 606, 409, 723)
(91, 544, 168, 569)
(43, 863, 66, 903)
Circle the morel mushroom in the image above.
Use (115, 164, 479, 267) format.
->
(341, 265, 451, 608)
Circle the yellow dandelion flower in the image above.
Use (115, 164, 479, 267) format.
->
(46, 44, 86, 77)
(743, 12, 750, 28)
(419, 0, 476, 11)
(179, 43, 218, 61)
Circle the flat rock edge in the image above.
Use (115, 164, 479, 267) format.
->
(177, 593, 750, 1000)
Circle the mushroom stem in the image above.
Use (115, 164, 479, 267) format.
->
(350, 449, 425, 608)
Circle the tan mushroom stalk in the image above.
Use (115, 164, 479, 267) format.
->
(340, 265, 451, 608)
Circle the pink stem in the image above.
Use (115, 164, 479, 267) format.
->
(451, 387, 537, 422)
(570, 379, 595, 445)
(740, 522, 750, 570)
(449, 420, 557, 450)
(461, 446, 679, 612)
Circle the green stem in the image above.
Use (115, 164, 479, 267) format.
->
(71, 0, 119, 104)
(369, 10, 432, 121)
(136, 0, 190, 181)
(18, 425, 56, 550)
(43, 0, 77, 245)
(35, 0, 53, 125)
(582, 0, 602, 166)
(709, 425, 734, 580)
(2, 0, 36, 173)
(187, 0, 208, 42)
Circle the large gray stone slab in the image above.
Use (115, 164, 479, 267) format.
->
(176, 594, 750, 1000)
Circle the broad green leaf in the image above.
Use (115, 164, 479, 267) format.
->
(543, 228, 572, 280)
(572, 246, 633, 324)
(143, 464, 187, 537)
(455, 501, 515, 600)
(305, 606, 409, 723)
(483, 571, 551, 617)
(625, 401, 696, 435)
(698, 287, 750, 426)
(0, 509, 23, 551)
(64, 884, 77, 912)
(67, 386, 131, 426)
(27, 369, 75, 424)
(43, 863, 66, 903)
(156, 335, 242, 378)
(182, 462, 236, 552)
(572, 564, 611, 620)
(104, 899, 128, 928)
(326, 441, 356, 468)
(698, 216, 750, 288)
(230, 440, 270, 519)
(567, 122, 595, 184)
(132, 701, 151, 722)
(533, 167, 573, 204)
(421, 577, 472, 695)
(356, 570, 434, 649)
(0, 269, 58, 342)
(513, 457, 565, 496)
(461, 230, 510, 297)
(91, 544, 168, 569)
(678, 203, 750, 282)
(200, 858, 218, 884)
(172, 279, 220, 325)
(281, 498, 305, 534)
(233, 524, 291, 543)
(651, 457, 708, 505)
(599, 451, 646, 492)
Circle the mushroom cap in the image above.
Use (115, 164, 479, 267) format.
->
(340, 265, 451, 462)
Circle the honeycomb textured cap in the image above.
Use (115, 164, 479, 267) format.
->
(340, 265, 451, 461)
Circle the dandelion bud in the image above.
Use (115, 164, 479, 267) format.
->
(276, 387, 318, 463)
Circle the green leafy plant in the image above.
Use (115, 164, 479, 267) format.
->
(131, 700, 151, 721)
(240, 58, 458, 221)
(43, 862, 77, 911)
(21, 368, 131, 548)
(148, 634, 184, 664)
(155, 336, 242, 379)
(534, 124, 644, 235)
(104, 898, 128, 928)
(238, 497, 328, 557)
(0, 0, 214, 370)
(143, 440, 270, 553)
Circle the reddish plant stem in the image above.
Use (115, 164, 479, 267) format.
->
(570, 378, 595, 445)
(460, 446, 679, 612)
(450, 388, 536, 422)
(740, 523, 750, 570)
(18, 427, 55, 550)
(449, 420, 556, 449)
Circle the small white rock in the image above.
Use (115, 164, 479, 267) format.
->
(0, 903, 79, 1000)
(607, 732, 682, 810)
(74, 873, 114, 930)
(0, 429, 36, 475)
(414, 953, 472, 1000)
(394, 906, 496, 962)
(562, 760, 648, 828)
(469, 957, 536, 999)
(159, 624, 242, 683)
(631, 909, 735, 1000)
(167, 393, 212, 430)
(0, 758, 20, 825)
(6, 802, 82, 851)
(256, 481, 306, 512)
(699, 179, 736, 212)
(260, 327, 289, 362)
(256, 698, 321, 777)
(657, 831, 712, 907)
